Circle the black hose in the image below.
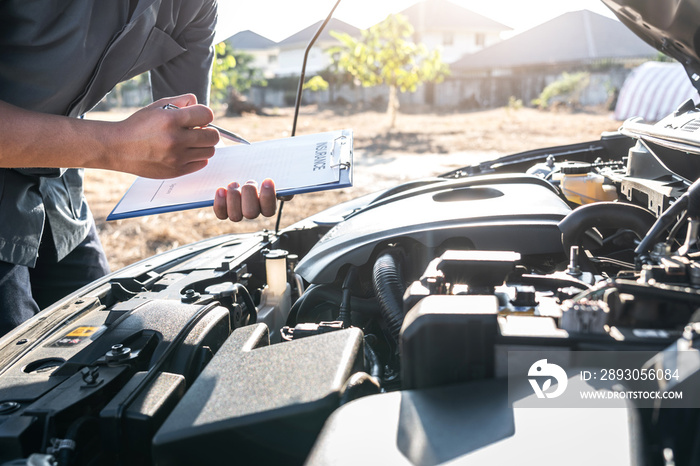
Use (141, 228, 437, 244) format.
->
(372, 250, 406, 345)
(288, 283, 324, 325)
(364, 337, 383, 380)
(233, 283, 257, 324)
(289, 284, 379, 326)
(558, 202, 657, 256)
(338, 266, 358, 327)
(56, 416, 98, 466)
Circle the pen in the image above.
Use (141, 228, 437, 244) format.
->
(162, 103, 251, 145)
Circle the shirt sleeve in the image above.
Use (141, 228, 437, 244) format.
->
(150, 0, 217, 105)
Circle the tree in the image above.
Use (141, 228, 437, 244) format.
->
(329, 14, 449, 128)
(303, 75, 329, 92)
(210, 42, 267, 114)
(531, 72, 591, 110)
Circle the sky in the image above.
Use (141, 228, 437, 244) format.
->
(214, 0, 618, 44)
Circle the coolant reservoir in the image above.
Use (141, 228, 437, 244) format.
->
(257, 249, 292, 342)
(560, 163, 617, 205)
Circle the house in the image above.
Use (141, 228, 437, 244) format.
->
(275, 18, 361, 77)
(446, 9, 658, 108)
(258, 1, 511, 107)
(264, 0, 509, 78)
(399, 0, 511, 64)
(237, 1, 513, 108)
(226, 30, 279, 78)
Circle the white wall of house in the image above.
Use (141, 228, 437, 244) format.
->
(244, 48, 279, 78)
(276, 43, 335, 76)
(273, 29, 503, 77)
(417, 31, 503, 64)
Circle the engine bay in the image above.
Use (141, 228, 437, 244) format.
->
(2, 110, 700, 464)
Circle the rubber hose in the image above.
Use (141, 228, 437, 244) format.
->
(364, 338, 383, 380)
(372, 251, 406, 345)
(558, 202, 657, 255)
(291, 284, 379, 325)
(57, 416, 98, 466)
(233, 283, 257, 324)
(338, 266, 358, 327)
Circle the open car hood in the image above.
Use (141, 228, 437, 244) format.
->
(603, 0, 700, 91)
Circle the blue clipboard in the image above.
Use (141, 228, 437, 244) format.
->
(107, 129, 353, 221)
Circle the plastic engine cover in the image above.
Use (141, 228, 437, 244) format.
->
(296, 174, 572, 284)
(306, 378, 643, 466)
(152, 324, 364, 465)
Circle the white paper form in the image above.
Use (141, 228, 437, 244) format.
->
(108, 129, 352, 220)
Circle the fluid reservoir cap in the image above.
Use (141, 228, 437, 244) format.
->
(263, 249, 289, 260)
(559, 162, 593, 175)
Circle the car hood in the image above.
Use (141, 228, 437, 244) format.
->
(603, 0, 700, 90)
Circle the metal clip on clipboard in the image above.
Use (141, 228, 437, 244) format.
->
(329, 134, 352, 170)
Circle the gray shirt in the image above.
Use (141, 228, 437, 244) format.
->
(0, 0, 217, 267)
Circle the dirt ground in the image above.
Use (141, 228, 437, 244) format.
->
(85, 105, 622, 271)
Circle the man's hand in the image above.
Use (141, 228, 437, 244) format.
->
(112, 94, 220, 179)
(213, 178, 279, 222)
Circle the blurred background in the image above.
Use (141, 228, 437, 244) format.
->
(87, 0, 697, 271)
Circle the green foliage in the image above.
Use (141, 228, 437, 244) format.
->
(328, 13, 449, 127)
(532, 72, 591, 109)
(329, 14, 449, 93)
(211, 42, 236, 102)
(507, 96, 523, 111)
(210, 41, 267, 104)
(303, 75, 330, 92)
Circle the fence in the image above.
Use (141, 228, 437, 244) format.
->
(244, 65, 633, 111)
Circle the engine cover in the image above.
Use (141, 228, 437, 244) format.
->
(296, 174, 572, 283)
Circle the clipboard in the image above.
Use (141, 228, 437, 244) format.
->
(106, 129, 353, 221)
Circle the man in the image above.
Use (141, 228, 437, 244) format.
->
(0, 0, 277, 336)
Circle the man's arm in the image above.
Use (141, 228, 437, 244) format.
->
(1, 93, 283, 221)
(0, 94, 218, 179)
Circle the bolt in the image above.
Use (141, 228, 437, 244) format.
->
(546, 154, 555, 168)
(111, 344, 126, 354)
(566, 246, 582, 277)
(106, 344, 131, 362)
(181, 288, 200, 303)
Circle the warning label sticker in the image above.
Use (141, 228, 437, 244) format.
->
(65, 326, 98, 337)
(48, 326, 99, 347)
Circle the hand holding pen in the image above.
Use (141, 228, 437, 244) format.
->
(162, 103, 250, 145)
(108, 94, 219, 179)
